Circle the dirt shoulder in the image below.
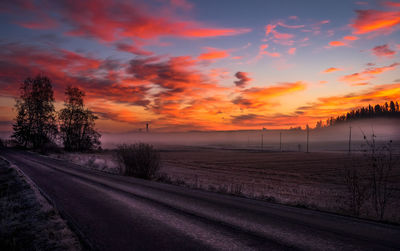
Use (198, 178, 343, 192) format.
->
(0, 156, 82, 250)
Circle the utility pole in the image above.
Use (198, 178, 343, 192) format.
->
(306, 124, 309, 153)
(261, 131, 263, 151)
(279, 132, 282, 152)
(146, 123, 149, 133)
(348, 125, 352, 153)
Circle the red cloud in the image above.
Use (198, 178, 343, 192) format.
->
(115, 43, 153, 56)
(0, 43, 151, 106)
(6, 0, 250, 42)
(351, 9, 400, 35)
(234, 72, 251, 88)
(288, 47, 296, 55)
(323, 67, 342, 73)
(258, 44, 281, 58)
(384, 1, 400, 8)
(273, 31, 294, 40)
(265, 24, 276, 35)
(198, 48, 229, 60)
(372, 44, 396, 57)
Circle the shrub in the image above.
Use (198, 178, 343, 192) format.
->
(38, 141, 62, 155)
(115, 143, 160, 179)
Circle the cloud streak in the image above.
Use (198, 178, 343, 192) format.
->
(339, 63, 399, 85)
(372, 44, 396, 58)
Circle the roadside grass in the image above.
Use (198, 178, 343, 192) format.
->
(0, 158, 81, 250)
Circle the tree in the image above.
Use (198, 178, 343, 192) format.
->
(59, 86, 100, 151)
(12, 75, 57, 148)
(315, 120, 323, 128)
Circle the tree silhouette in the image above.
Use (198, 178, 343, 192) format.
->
(12, 75, 57, 148)
(59, 86, 100, 151)
(319, 101, 400, 128)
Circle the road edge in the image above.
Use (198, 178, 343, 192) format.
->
(0, 155, 96, 251)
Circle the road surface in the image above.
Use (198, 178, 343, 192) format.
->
(1, 149, 400, 250)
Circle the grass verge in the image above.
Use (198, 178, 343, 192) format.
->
(0, 157, 82, 250)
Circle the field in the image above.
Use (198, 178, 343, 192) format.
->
(54, 145, 400, 223)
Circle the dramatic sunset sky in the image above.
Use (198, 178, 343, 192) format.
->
(0, 0, 399, 133)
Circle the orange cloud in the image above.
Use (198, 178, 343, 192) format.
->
(323, 67, 343, 73)
(233, 82, 307, 109)
(339, 63, 399, 84)
(350, 82, 369, 86)
(372, 44, 396, 57)
(329, 41, 346, 47)
(343, 35, 359, 40)
(295, 82, 400, 123)
(198, 48, 230, 60)
(351, 9, 400, 34)
(364, 63, 399, 74)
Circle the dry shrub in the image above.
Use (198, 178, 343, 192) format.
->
(116, 143, 160, 179)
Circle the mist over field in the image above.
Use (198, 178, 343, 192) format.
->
(101, 118, 400, 151)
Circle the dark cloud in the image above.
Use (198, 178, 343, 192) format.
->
(232, 97, 253, 107)
(234, 71, 251, 88)
(372, 44, 396, 58)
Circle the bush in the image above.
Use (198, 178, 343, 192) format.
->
(38, 141, 62, 155)
(115, 143, 160, 179)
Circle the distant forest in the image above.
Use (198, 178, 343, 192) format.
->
(315, 100, 400, 128)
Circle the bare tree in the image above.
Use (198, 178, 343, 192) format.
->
(12, 75, 57, 149)
(361, 132, 395, 220)
(59, 86, 100, 151)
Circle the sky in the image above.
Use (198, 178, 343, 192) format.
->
(0, 0, 399, 133)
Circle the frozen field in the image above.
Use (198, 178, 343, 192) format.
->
(53, 146, 400, 223)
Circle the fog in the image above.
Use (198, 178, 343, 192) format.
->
(101, 118, 400, 152)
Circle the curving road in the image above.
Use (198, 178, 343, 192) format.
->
(1, 149, 400, 250)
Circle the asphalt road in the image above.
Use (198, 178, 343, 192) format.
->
(1, 149, 400, 250)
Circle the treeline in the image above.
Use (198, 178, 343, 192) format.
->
(315, 101, 400, 128)
(11, 75, 100, 152)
